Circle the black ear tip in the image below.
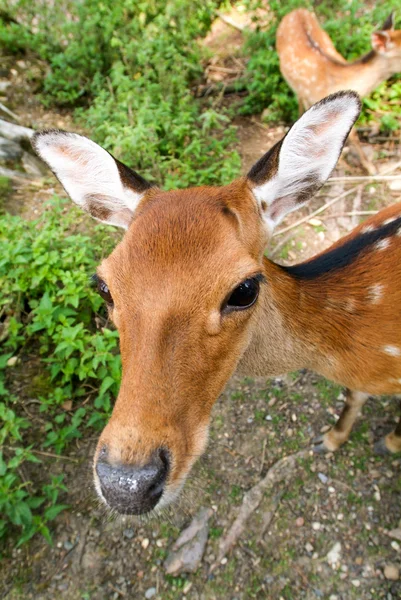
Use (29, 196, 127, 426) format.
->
(31, 129, 77, 156)
(315, 90, 362, 114)
(381, 12, 394, 31)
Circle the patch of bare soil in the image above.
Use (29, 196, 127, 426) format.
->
(1, 373, 401, 600)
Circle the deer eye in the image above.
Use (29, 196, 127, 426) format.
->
(93, 275, 113, 305)
(223, 277, 260, 312)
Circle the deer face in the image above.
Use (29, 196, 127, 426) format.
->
(33, 92, 360, 514)
(92, 184, 267, 513)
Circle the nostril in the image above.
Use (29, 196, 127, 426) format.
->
(158, 447, 170, 474)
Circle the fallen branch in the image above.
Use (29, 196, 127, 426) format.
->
(0, 102, 21, 122)
(0, 118, 34, 142)
(0, 165, 31, 181)
(328, 175, 401, 183)
(210, 449, 309, 571)
(321, 210, 377, 219)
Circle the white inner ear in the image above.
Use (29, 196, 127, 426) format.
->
(252, 94, 360, 232)
(34, 132, 143, 229)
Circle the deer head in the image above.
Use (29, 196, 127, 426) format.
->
(33, 91, 360, 515)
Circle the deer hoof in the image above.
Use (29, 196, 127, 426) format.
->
(312, 435, 330, 454)
(373, 438, 390, 455)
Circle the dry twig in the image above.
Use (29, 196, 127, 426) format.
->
(273, 185, 363, 237)
(210, 449, 309, 571)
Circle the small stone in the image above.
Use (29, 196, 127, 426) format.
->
(291, 413, 297, 422)
(355, 557, 363, 565)
(145, 587, 156, 599)
(183, 582, 192, 594)
(164, 507, 213, 576)
(305, 542, 314, 553)
(328, 486, 335, 494)
(326, 542, 341, 569)
(384, 565, 399, 581)
(265, 415, 272, 421)
(221, 557, 227, 565)
(63, 540, 74, 551)
(312, 522, 321, 531)
(123, 528, 134, 539)
(295, 517, 304, 527)
(141, 538, 150, 549)
(351, 579, 360, 587)
(318, 473, 328, 484)
(156, 539, 163, 547)
(391, 541, 400, 552)
(337, 514, 344, 521)
(287, 428, 293, 437)
(389, 528, 401, 542)
(6, 356, 18, 367)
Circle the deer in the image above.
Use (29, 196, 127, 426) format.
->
(33, 91, 401, 517)
(276, 9, 401, 174)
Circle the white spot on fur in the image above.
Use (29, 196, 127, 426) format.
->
(383, 216, 397, 226)
(368, 283, 384, 304)
(383, 345, 401, 357)
(376, 238, 390, 251)
(361, 224, 374, 234)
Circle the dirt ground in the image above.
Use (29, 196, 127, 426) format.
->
(1, 13, 401, 600)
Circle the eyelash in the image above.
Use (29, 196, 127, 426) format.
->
(92, 274, 113, 305)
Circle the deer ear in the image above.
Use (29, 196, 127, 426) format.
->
(247, 91, 361, 234)
(381, 12, 395, 31)
(371, 31, 392, 53)
(32, 130, 153, 229)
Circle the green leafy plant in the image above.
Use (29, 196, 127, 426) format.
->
(0, 197, 119, 548)
(0, 0, 241, 187)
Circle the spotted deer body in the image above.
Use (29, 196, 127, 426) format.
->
(33, 92, 401, 517)
(277, 9, 401, 111)
(276, 9, 401, 173)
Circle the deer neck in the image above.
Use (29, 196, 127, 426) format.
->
(236, 258, 343, 379)
(340, 51, 396, 97)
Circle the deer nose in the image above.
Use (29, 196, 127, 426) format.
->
(95, 448, 170, 514)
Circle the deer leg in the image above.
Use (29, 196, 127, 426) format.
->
(374, 401, 401, 454)
(347, 128, 376, 175)
(314, 389, 369, 453)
